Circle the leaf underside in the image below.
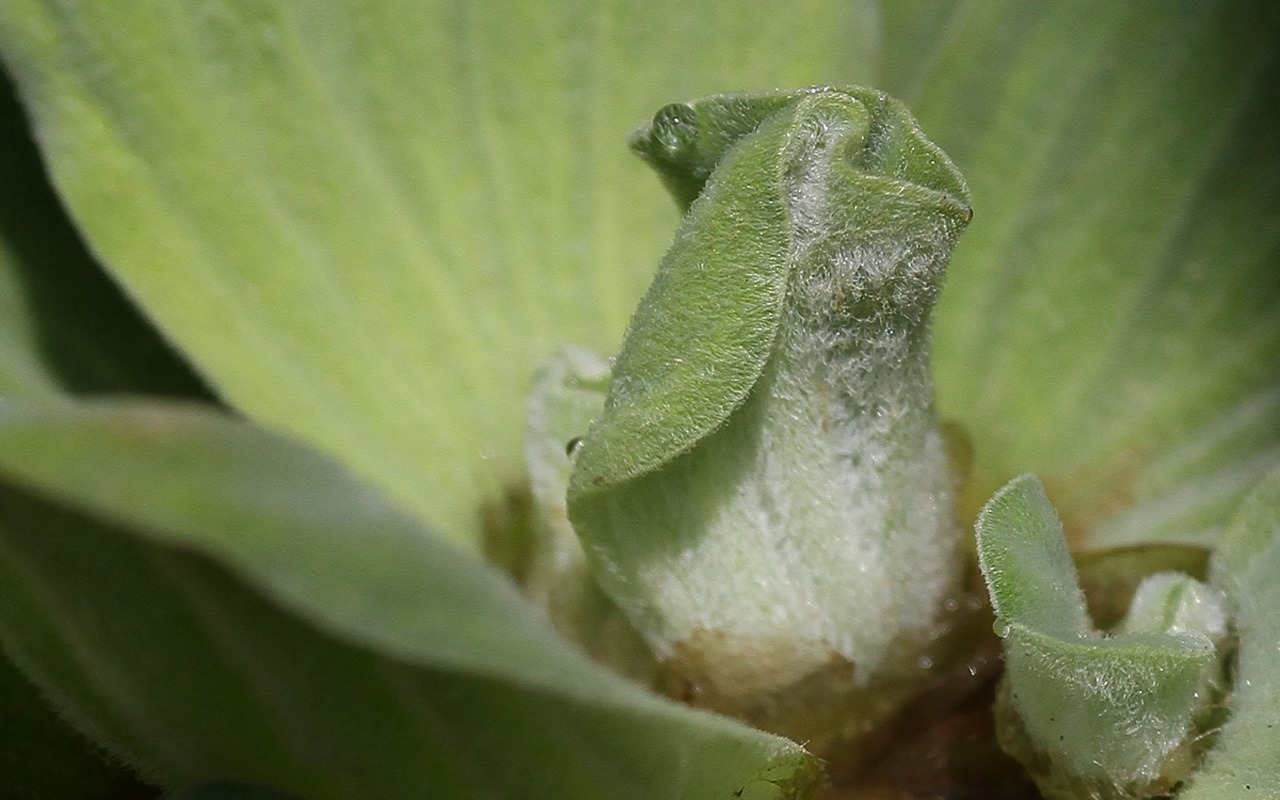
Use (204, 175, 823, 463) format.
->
(0, 399, 816, 800)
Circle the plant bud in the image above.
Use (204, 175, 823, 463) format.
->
(567, 88, 971, 748)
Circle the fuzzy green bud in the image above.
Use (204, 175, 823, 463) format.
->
(566, 88, 971, 745)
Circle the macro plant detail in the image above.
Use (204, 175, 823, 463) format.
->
(0, 3, 1278, 800)
(563, 88, 972, 756)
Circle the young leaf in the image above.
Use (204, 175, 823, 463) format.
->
(976, 475, 1223, 799)
(568, 88, 971, 755)
(523, 346, 654, 682)
(628, 91, 825, 213)
(1075, 544, 1210, 629)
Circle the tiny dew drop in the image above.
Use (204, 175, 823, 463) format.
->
(651, 102, 698, 157)
(565, 436, 585, 458)
(992, 618, 1011, 638)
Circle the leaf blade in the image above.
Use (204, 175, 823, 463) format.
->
(0, 398, 818, 799)
(0, 0, 878, 545)
(894, 2, 1280, 548)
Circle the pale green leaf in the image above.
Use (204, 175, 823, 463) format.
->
(0, 66, 206, 399)
(0, 398, 817, 799)
(0, 1, 876, 545)
(975, 474, 1090, 637)
(998, 625, 1215, 796)
(522, 346, 655, 683)
(1075, 544, 1210, 630)
(976, 475, 1220, 797)
(892, 2, 1280, 548)
(1117, 572, 1227, 643)
(1182, 470, 1280, 799)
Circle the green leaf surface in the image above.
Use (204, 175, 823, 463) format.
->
(891, 2, 1280, 548)
(0, 398, 816, 799)
(977, 475, 1219, 796)
(0, 1, 876, 545)
(0, 65, 206, 399)
(1182, 470, 1280, 799)
(0, 646, 158, 800)
(1075, 544, 1210, 630)
(169, 783, 302, 800)
(568, 96, 796, 493)
(170, 778, 302, 798)
(523, 346, 654, 682)
(975, 474, 1090, 637)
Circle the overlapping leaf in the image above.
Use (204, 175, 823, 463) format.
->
(0, 67, 205, 399)
(976, 475, 1220, 795)
(0, 399, 816, 799)
(0, 0, 877, 545)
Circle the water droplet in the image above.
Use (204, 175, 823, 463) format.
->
(992, 619, 1011, 638)
(565, 436, 585, 458)
(651, 103, 698, 158)
(917, 656, 934, 670)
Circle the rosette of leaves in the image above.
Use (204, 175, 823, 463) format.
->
(0, 2, 1277, 799)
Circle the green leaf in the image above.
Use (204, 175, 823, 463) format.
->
(169, 783, 301, 800)
(974, 474, 1091, 637)
(0, 65, 206, 399)
(0, 1, 877, 545)
(0, 398, 817, 799)
(976, 475, 1221, 798)
(893, 2, 1280, 548)
(0, 646, 158, 800)
(1182, 470, 1280, 798)
(522, 346, 655, 683)
(1075, 544, 1210, 630)
(567, 95, 796, 493)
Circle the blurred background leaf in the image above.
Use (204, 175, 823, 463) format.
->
(0, 648, 158, 800)
(168, 782, 302, 800)
(0, 0, 878, 547)
(0, 399, 815, 799)
(890, 2, 1280, 549)
(0, 64, 208, 400)
(1, 55, 206, 800)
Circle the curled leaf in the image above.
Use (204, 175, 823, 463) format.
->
(1181, 470, 1280, 798)
(568, 87, 971, 757)
(977, 475, 1223, 799)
